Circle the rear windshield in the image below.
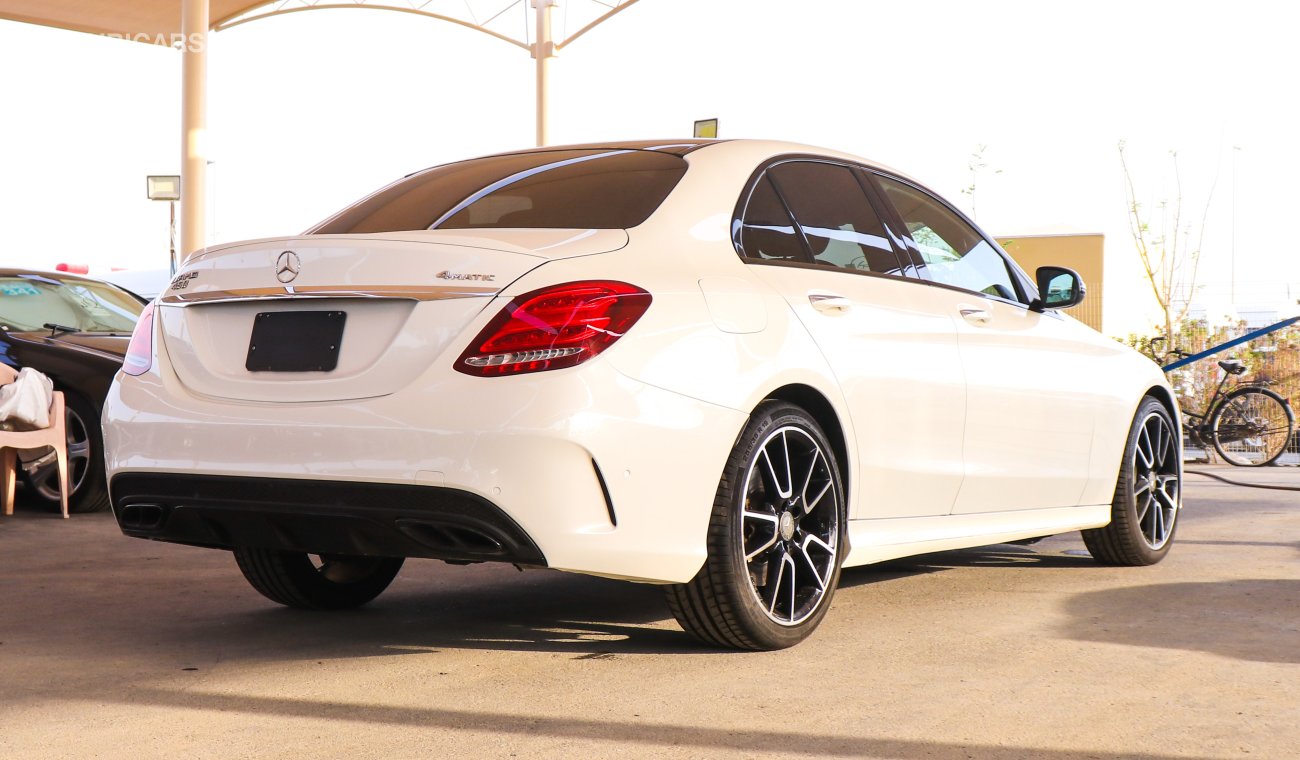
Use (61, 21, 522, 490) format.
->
(311, 149, 688, 234)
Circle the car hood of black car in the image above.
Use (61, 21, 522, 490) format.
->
(10, 331, 130, 361)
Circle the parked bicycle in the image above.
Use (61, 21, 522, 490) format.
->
(1172, 356, 1295, 466)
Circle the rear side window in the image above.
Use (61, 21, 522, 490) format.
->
(738, 176, 808, 263)
(737, 160, 904, 276)
(767, 162, 903, 275)
(312, 150, 688, 234)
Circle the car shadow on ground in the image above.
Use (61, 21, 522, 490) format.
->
(234, 569, 702, 658)
(1177, 538, 1300, 555)
(1, 505, 1100, 661)
(1058, 578, 1300, 664)
(201, 542, 1100, 659)
(840, 542, 1098, 588)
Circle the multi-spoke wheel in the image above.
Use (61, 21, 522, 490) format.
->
(1210, 387, 1294, 467)
(1083, 397, 1181, 565)
(24, 392, 110, 512)
(666, 401, 844, 650)
(233, 547, 404, 610)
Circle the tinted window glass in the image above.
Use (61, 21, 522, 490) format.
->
(767, 162, 902, 275)
(312, 150, 687, 234)
(877, 176, 1021, 301)
(0, 275, 142, 332)
(738, 176, 808, 263)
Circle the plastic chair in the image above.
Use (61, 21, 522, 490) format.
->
(0, 364, 70, 519)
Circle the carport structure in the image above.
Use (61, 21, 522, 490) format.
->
(0, 0, 641, 257)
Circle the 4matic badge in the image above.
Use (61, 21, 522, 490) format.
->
(436, 270, 496, 282)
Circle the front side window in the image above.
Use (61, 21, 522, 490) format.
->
(312, 149, 688, 234)
(876, 176, 1022, 302)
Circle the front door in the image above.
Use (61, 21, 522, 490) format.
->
(874, 174, 1096, 513)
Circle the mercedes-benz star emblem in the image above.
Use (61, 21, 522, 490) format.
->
(275, 250, 301, 284)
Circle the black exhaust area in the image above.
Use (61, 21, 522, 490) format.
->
(118, 503, 167, 530)
(109, 473, 546, 566)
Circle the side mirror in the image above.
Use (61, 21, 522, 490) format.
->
(1032, 266, 1086, 311)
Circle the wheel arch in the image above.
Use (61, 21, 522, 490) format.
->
(762, 383, 852, 509)
(1143, 384, 1181, 428)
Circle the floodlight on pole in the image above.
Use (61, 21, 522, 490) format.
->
(147, 175, 182, 275)
(694, 119, 718, 138)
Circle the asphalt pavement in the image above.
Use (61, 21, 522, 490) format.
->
(1, 466, 1296, 759)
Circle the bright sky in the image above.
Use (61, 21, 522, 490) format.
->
(2, 0, 1298, 336)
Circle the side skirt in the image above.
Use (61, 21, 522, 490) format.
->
(842, 504, 1112, 567)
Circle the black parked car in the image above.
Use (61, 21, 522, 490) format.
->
(0, 269, 145, 512)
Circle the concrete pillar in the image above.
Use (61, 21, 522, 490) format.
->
(180, 0, 209, 259)
(533, 0, 557, 147)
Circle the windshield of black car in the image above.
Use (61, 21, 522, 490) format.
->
(310, 149, 688, 234)
(0, 276, 143, 332)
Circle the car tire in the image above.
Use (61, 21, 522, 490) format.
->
(233, 547, 404, 610)
(26, 391, 110, 513)
(665, 401, 845, 650)
(1082, 397, 1181, 566)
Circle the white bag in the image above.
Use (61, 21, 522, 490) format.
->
(0, 367, 55, 431)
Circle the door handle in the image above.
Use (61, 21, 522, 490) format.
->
(959, 307, 992, 325)
(809, 293, 852, 314)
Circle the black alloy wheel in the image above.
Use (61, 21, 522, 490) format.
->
(666, 401, 845, 650)
(1083, 397, 1181, 565)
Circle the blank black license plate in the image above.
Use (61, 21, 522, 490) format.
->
(245, 310, 347, 372)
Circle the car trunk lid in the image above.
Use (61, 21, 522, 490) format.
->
(157, 229, 626, 402)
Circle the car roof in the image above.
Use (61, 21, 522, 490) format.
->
(472, 138, 914, 183)
(401, 138, 909, 180)
(498, 139, 725, 156)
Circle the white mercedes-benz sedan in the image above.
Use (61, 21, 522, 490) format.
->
(105, 139, 1181, 649)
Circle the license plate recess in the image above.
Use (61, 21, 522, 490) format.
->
(246, 310, 347, 372)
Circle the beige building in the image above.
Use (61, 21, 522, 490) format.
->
(998, 233, 1105, 333)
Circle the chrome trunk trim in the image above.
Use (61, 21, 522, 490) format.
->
(159, 285, 498, 306)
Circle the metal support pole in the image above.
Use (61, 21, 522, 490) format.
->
(168, 200, 177, 276)
(533, 0, 557, 146)
(1161, 316, 1300, 372)
(180, 0, 209, 260)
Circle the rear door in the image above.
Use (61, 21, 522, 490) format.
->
(738, 159, 966, 519)
(871, 173, 1097, 513)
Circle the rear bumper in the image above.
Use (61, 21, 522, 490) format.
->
(111, 473, 546, 566)
(103, 358, 748, 583)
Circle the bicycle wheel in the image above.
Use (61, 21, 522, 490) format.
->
(1210, 387, 1294, 466)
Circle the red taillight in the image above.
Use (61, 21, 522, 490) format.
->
(122, 302, 155, 376)
(456, 281, 651, 377)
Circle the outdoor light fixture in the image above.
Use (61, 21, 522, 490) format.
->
(146, 175, 181, 202)
(694, 119, 718, 138)
(146, 175, 182, 275)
